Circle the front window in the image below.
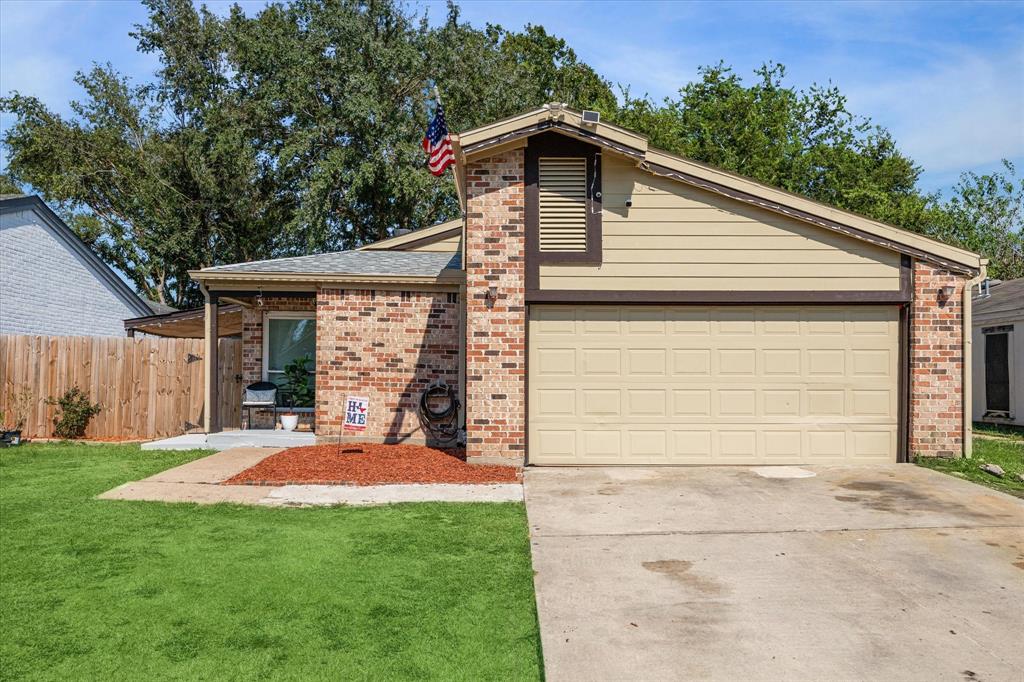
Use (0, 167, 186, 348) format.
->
(263, 313, 315, 404)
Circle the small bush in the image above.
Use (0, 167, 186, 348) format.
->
(45, 386, 101, 439)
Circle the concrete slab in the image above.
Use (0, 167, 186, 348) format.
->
(140, 447, 280, 484)
(524, 465, 1024, 681)
(142, 430, 315, 451)
(261, 483, 524, 507)
(98, 481, 271, 505)
(139, 433, 214, 451)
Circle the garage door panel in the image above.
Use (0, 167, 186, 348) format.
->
(529, 305, 899, 465)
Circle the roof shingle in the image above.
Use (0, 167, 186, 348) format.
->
(200, 250, 460, 277)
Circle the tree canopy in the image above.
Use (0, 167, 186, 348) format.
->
(2, 0, 1019, 306)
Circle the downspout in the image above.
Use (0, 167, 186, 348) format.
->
(962, 259, 988, 457)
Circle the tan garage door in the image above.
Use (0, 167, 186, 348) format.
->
(528, 305, 899, 465)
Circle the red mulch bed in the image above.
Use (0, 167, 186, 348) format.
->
(223, 442, 521, 487)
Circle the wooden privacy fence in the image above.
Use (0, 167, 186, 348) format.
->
(0, 335, 242, 440)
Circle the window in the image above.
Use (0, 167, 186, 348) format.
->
(263, 312, 315, 390)
(983, 326, 1013, 415)
(538, 157, 588, 252)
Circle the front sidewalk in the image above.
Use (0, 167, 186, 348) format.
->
(99, 447, 522, 506)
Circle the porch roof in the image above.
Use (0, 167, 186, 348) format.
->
(191, 250, 463, 286)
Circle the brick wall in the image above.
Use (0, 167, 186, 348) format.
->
(315, 288, 459, 442)
(464, 149, 527, 460)
(910, 260, 966, 457)
(1, 207, 140, 336)
(240, 296, 316, 428)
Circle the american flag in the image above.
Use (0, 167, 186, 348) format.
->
(422, 103, 455, 176)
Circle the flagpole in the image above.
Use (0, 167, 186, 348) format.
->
(432, 84, 442, 107)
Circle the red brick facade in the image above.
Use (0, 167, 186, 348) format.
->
(909, 260, 966, 457)
(315, 288, 460, 442)
(464, 150, 527, 460)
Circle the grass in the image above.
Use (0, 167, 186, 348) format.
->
(0, 443, 542, 681)
(916, 437, 1024, 498)
(971, 421, 1024, 441)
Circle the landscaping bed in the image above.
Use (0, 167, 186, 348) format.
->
(224, 442, 521, 486)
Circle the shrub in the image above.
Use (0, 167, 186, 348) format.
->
(6, 387, 35, 430)
(45, 386, 101, 439)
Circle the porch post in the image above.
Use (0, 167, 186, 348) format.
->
(203, 287, 220, 433)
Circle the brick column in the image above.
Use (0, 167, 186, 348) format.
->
(910, 260, 966, 457)
(464, 150, 527, 461)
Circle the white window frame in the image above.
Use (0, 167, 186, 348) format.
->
(262, 311, 316, 383)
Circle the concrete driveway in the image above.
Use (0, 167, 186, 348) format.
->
(524, 465, 1024, 681)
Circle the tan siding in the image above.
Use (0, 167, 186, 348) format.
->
(401, 233, 462, 252)
(539, 156, 902, 291)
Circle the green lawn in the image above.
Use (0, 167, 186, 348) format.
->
(916, 436, 1024, 498)
(0, 443, 542, 681)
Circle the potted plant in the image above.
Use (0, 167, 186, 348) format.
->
(1, 387, 34, 446)
(280, 355, 314, 431)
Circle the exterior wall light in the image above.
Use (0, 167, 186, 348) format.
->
(486, 286, 498, 309)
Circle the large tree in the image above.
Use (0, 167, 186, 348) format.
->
(1, 0, 614, 305)
(3, 1, 1019, 304)
(605, 63, 932, 231)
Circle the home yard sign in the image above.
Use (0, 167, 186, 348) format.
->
(343, 396, 369, 431)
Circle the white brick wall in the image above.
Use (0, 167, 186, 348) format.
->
(1, 208, 138, 336)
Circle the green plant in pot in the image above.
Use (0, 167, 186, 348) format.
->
(280, 355, 313, 431)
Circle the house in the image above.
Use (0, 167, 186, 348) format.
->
(971, 278, 1023, 427)
(0, 195, 168, 336)
(190, 104, 986, 464)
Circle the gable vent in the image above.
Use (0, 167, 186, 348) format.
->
(539, 157, 587, 252)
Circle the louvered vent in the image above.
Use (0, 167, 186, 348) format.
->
(539, 157, 587, 252)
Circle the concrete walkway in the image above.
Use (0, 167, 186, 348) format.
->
(98, 447, 523, 506)
(525, 464, 1024, 682)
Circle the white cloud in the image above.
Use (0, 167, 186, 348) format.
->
(842, 47, 1024, 177)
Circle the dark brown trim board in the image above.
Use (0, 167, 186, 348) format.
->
(525, 131, 603, 269)
(526, 289, 912, 305)
(897, 301, 911, 463)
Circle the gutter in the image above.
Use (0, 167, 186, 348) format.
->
(962, 259, 989, 457)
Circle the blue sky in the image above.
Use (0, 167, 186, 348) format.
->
(1, 0, 1022, 196)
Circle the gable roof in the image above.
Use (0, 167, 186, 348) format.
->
(0, 195, 155, 317)
(193, 250, 462, 284)
(974, 278, 1024, 323)
(358, 218, 462, 251)
(453, 104, 984, 275)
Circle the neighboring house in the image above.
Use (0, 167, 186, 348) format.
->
(971, 278, 1023, 427)
(0, 195, 163, 336)
(191, 104, 986, 464)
